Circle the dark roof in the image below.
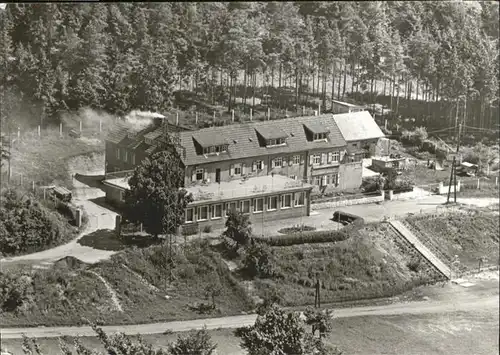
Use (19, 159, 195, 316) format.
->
(192, 132, 229, 147)
(255, 125, 287, 140)
(179, 114, 346, 166)
(304, 121, 330, 135)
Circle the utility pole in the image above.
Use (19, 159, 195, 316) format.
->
(447, 123, 461, 204)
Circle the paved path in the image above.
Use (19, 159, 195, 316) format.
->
(0, 174, 118, 268)
(389, 220, 452, 279)
(1, 293, 497, 339)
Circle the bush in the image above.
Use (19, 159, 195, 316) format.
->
(0, 189, 78, 256)
(241, 241, 277, 278)
(255, 225, 361, 247)
(277, 225, 316, 234)
(203, 225, 212, 233)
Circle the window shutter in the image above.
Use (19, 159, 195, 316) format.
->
(282, 157, 286, 167)
(309, 155, 314, 166)
(321, 153, 326, 165)
(242, 163, 246, 175)
(340, 150, 346, 162)
(203, 169, 208, 181)
(192, 167, 196, 181)
(262, 161, 266, 171)
(301, 155, 305, 165)
(328, 152, 332, 163)
(230, 164, 234, 176)
(252, 161, 257, 171)
(288, 157, 293, 166)
(322, 175, 327, 186)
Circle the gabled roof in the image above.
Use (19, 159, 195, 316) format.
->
(179, 114, 346, 166)
(332, 111, 385, 142)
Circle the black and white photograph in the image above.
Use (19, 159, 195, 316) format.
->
(0, 2, 498, 354)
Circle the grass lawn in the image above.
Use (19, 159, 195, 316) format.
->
(252, 223, 444, 307)
(3, 310, 497, 355)
(405, 212, 499, 271)
(0, 240, 254, 328)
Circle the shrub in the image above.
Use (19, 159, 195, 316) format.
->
(255, 226, 360, 247)
(241, 241, 277, 278)
(203, 225, 212, 233)
(277, 225, 316, 234)
(223, 209, 252, 249)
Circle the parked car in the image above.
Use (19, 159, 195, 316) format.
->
(332, 211, 364, 226)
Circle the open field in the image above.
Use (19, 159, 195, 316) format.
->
(404, 212, 499, 272)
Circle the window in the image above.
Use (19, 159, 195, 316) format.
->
(313, 133, 328, 141)
(272, 157, 283, 168)
(211, 204, 222, 219)
(293, 155, 301, 165)
(332, 151, 340, 162)
(313, 177, 321, 186)
(267, 138, 286, 147)
(198, 206, 208, 221)
(144, 138, 153, 145)
(289, 175, 297, 180)
(234, 163, 242, 175)
(226, 202, 237, 216)
(281, 194, 292, 208)
(267, 196, 278, 211)
(203, 145, 227, 155)
(295, 191, 305, 206)
(253, 160, 263, 171)
(313, 154, 321, 165)
(131, 153, 136, 165)
(196, 168, 204, 181)
(185, 208, 194, 223)
(331, 173, 339, 186)
(241, 200, 250, 214)
(124, 150, 128, 163)
(254, 198, 264, 213)
(116, 148, 120, 160)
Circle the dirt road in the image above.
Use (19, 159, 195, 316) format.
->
(2, 289, 497, 339)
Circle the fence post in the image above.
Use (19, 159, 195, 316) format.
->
(43, 188, 46, 200)
(267, 107, 270, 120)
(99, 120, 102, 133)
(250, 108, 253, 121)
(195, 112, 198, 124)
(79, 120, 82, 132)
(38, 125, 41, 137)
(17, 127, 20, 139)
(231, 109, 234, 123)
(32, 181, 35, 192)
(477, 178, 480, 189)
(60, 123, 63, 137)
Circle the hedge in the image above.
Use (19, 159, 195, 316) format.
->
(255, 221, 364, 247)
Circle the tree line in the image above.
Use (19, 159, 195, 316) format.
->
(0, 2, 498, 130)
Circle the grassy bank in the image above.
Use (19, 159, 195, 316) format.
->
(0, 240, 254, 327)
(404, 212, 499, 271)
(251, 223, 444, 306)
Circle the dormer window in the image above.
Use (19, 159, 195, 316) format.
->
(202, 144, 228, 155)
(267, 138, 286, 147)
(255, 127, 287, 148)
(144, 137, 153, 145)
(304, 122, 330, 142)
(313, 133, 328, 141)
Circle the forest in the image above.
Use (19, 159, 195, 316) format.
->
(0, 1, 498, 131)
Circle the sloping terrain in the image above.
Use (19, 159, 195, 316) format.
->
(254, 223, 444, 307)
(404, 212, 499, 272)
